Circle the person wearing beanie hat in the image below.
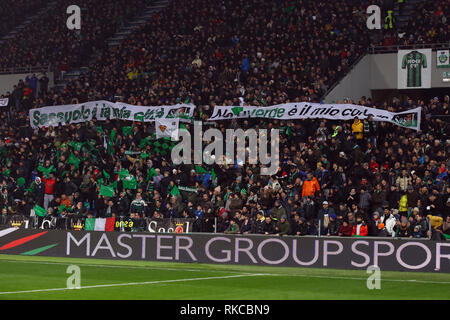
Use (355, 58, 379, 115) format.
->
(294, 216, 309, 236)
(376, 222, 388, 237)
(275, 215, 290, 236)
(326, 213, 339, 236)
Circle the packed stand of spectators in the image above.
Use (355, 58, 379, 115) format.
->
(374, 0, 449, 47)
(0, 0, 448, 240)
(0, 0, 47, 39)
(0, 82, 448, 239)
(0, 0, 148, 70)
(17, 0, 372, 107)
(398, 0, 449, 45)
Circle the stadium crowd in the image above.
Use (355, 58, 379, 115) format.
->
(394, 0, 449, 46)
(0, 0, 148, 70)
(0, 0, 448, 240)
(0, 0, 47, 39)
(0, 91, 448, 239)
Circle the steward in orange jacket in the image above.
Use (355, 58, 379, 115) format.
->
(352, 217, 368, 236)
(302, 173, 321, 198)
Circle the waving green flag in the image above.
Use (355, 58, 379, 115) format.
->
(57, 204, 69, 214)
(109, 181, 118, 190)
(118, 169, 130, 180)
(34, 205, 47, 217)
(195, 165, 207, 174)
(170, 185, 181, 196)
(100, 185, 114, 197)
(139, 137, 151, 148)
(38, 165, 55, 177)
(69, 141, 84, 151)
(122, 176, 137, 190)
(122, 126, 133, 136)
(231, 106, 244, 116)
(146, 168, 157, 181)
(110, 129, 117, 141)
(17, 177, 26, 186)
(67, 153, 80, 168)
(103, 170, 110, 180)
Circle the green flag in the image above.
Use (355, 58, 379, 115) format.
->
(103, 170, 110, 180)
(170, 185, 181, 196)
(17, 177, 25, 186)
(118, 169, 130, 180)
(109, 181, 118, 190)
(122, 126, 133, 136)
(195, 165, 207, 174)
(107, 139, 114, 155)
(84, 218, 96, 231)
(3, 169, 11, 177)
(57, 204, 68, 214)
(100, 185, 114, 197)
(211, 168, 217, 181)
(69, 141, 84, 151)
(34, 205, 47, 217)
(140, 152, 149, 159)
(231, 106, 244, 115)
(67, 153, 80, 168)
(146, 168, 157, 181)
(122, 176, 137, 190)
(110, 129, 117, 142)
(139, 137, 151, 148)
(37, 165, 55, 177)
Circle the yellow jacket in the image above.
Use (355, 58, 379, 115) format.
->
(427, 215, 443, 230)
(352, 120, 364, 139)
(399, 194, 408, 212)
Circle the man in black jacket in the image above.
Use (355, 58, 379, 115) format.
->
(262, 216, 275, 235)
(116, 191, 130, 217)
(326, 214, 339, 236)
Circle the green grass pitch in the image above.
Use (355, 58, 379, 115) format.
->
(0, 254, 449, 300)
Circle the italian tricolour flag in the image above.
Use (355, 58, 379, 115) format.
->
(85, 218, 115, 231)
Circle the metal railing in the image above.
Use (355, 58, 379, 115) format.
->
(368, 43, 450, 54)
(1, 215, 445, 241)
(0, 65, 50, 75)
(321, 52, 367, 99)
